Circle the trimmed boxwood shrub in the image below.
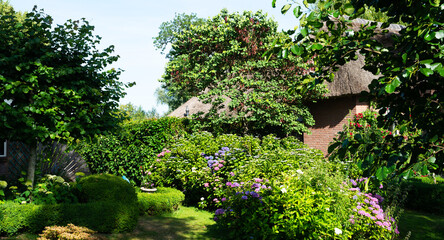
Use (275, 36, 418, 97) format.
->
(0, 200, 138, 236)
(137, 187, 185, 215)
(76, 117, 189, 184)
(403, 176, 444, 214)
(76, 174, 137, 204)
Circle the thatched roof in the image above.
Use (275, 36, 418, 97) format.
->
(168, 96, 231, 118)
(169, 17, 403, 117)
(325, 54, 374, 97)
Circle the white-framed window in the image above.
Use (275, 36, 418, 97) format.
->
(0, 140, 6, 157)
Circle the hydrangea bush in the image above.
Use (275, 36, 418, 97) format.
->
(141, 132, 322, 207)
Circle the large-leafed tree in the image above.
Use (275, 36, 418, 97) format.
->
(160, 9, 326, 136)
(0, 6, 130, 184)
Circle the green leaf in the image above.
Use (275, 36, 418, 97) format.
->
(307, 0, 316, 3)
(301, 27, 308, 37)
(421, 165, 428, 176)
(341, 139, 349, 148)
(343, 3, 354, 15)
(312, 43, 323, 50)
(385, 83, 396, 93)
(282, 48, 288, 58)
(402, 53, 407, 64)
(436, 66, 444, 77)
(420, 68, 434, 76)
(281, 4, 292, 14)
(376, 166, 390, 180)
(293, 6, 302, 18)
(392, 76, 401, 88)
(303, 0, 309, 8)
(428, 156, 436, 163)
(272, 0, 277, 8)
(327, 142, 340, 154)
(424, 32, 435, 41)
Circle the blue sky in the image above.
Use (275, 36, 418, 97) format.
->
(8, 0, 300, 115)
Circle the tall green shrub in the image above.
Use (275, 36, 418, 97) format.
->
(76, 117, 188, 184)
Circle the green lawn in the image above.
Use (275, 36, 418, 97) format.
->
(398, 210, 444, 240)
(6, 207, 444, 240)
(101, 206, 226, 240)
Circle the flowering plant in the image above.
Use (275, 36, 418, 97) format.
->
(328, 109, 422, 181)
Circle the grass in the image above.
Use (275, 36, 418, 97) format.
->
(100, 206, 227, 240)
(5, 207, 444, 240)
(397, 209, 444, 240)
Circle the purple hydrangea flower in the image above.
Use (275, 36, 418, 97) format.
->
(215, 208, 225, 215)
(241, 195, 248, 200)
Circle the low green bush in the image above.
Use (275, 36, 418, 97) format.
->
(76, 117, 189, 184)
(403, 175, 444, 214)
(137, 187, 185, 215)
(0, 200, 138, 236)
(76, 174, 137, 204)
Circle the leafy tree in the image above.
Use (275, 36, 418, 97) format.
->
(0, 7, 129, 185)
(153, 12, 206, 57)
(153, 13, 206, 112)
(118, 103, 159, 122)
(160, 9, 326, 136)
(270, 0, 444, 178)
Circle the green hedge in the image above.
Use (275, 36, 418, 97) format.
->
(404, 176, 444, 214)
(137, 187, 185, 215)
(0, 201, 138, 236)
(76, 117, 189, 184)
(76, 174, 137, 204)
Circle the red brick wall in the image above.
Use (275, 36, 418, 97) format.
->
(304, 96, 368, 155)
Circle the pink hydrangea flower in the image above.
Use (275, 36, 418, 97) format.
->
(204, 183, 209, 187)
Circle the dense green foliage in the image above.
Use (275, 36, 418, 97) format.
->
(144, 132, 323, 207)
(403, 176, 444, 214)
(6, 174, 78, 204)
(270, 0, 444, 179)
(0, 5, 129, 184)
(76, 174, 137, 204)
(137, 187, 185, 215)
(0, 7, 127, 145)
(328, 109, 423, 180)
(160, 9, 326, 136)
(153, 13, 207, 112)
(0, 200, 138, 236)
(76, 117, 188, 184)
(118, 103, 160, 122)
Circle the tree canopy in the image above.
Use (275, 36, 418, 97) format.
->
(160, 9, 326, 136)
(0, 6, 130, 183)
(153, 12, 206, 57)
(270, 0, 444, 178)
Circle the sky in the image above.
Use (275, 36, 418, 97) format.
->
(8, 0, 300, 115)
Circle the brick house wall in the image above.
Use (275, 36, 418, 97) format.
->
(304, 95, 369, 155)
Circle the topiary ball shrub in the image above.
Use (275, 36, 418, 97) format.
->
(137, 187, 185, 215)
(76, 174, 137, 204)
(38, 223, 98, 240)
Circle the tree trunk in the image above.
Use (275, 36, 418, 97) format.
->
(27, 143, 37, 186)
